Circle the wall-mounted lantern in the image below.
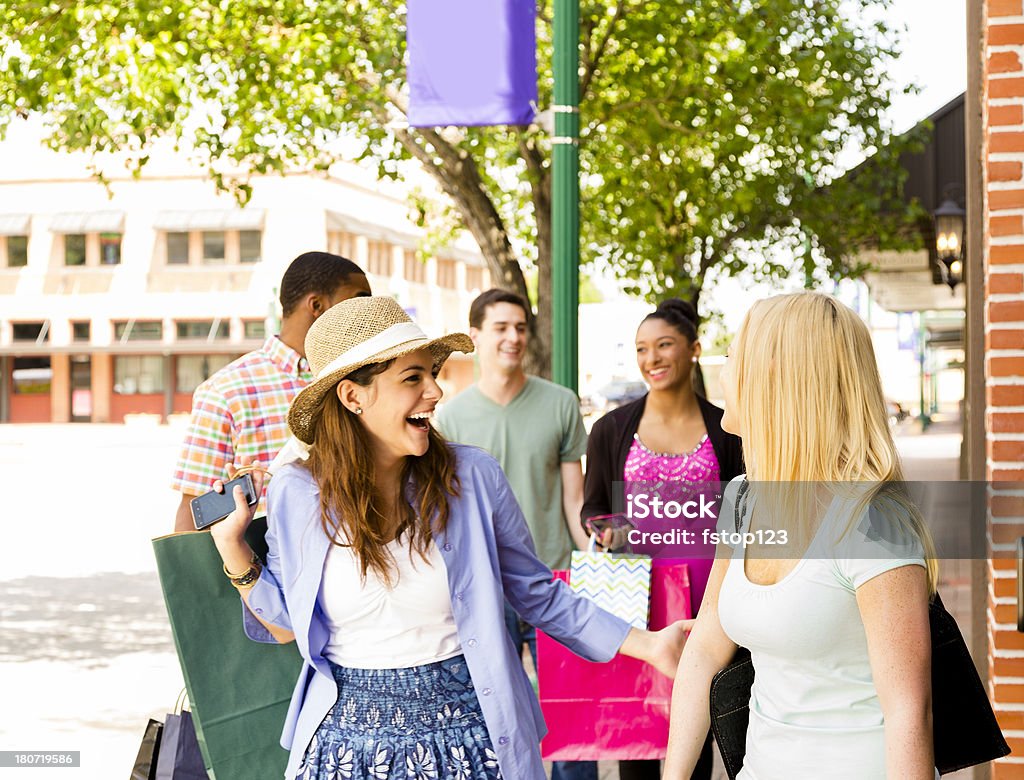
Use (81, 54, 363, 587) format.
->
(934, 196, 966, 292)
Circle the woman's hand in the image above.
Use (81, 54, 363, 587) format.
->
(208, 469, 265, 548)
(619, 619, 693, 678)
(593, 524, 634, 551)
(647, 620, 692, 677)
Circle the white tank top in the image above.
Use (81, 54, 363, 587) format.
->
(318, 536, 462, 669)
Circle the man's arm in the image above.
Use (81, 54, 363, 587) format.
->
(171, 383, 235, 531)
(560, 460, 591, 550)
(174, 493, 200, 533)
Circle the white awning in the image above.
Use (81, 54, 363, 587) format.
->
(326, 211, 417, 248)
(0, 213, 30, 236)
(154, 209, 266, 231)
(50, 211, 125, 233)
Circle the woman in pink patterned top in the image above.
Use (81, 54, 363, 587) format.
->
(583, 298, 743, 780)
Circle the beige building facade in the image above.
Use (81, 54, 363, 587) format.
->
(0, 137, 487, 423)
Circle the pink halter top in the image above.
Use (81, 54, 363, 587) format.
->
(622, 433, 720, 613)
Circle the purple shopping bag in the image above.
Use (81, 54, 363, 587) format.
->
(154, 708, 208, 780)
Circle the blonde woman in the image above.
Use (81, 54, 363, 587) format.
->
(664, 292, 936, 780)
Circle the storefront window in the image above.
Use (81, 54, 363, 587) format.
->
(11, 357, 51, 394)
(176, 355, 235, 394)
(113, 356, 165, 394)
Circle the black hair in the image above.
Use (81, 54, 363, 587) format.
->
(468, 288, 531, 329)
(279, 251, 367, 317)
(643, 298, 699, 342)
(643, 298, 705, 397)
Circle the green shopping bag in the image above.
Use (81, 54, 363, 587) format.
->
(153, 523, 302, 780)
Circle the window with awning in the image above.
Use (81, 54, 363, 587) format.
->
(155, 210, 265, 266)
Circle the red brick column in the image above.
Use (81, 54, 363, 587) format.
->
(987, 1, 1024, 776)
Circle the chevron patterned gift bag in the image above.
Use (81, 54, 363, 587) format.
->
(569, 545, 652, 629)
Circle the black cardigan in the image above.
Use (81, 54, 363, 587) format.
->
(582, 394, 744, 525)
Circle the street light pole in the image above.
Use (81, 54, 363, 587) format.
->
(551, 0, 579, 392)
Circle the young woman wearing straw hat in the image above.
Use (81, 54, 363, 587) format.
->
(208, 296, 689, 780)
(663, 291, 936, 779)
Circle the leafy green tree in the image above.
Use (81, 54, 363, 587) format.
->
(0, 0, 918, 372)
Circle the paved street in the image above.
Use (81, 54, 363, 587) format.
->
(0, 419, 964, 779)
(0, 422, 183, 779)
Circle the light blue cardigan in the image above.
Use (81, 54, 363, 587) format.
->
(243, 444, 631, 780)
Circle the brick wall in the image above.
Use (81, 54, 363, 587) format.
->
(987, 1, 1024, 776)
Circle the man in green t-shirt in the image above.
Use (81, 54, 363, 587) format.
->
(436, 288, 594, 780)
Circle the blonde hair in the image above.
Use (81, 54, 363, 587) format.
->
(731, 291, 937, 591)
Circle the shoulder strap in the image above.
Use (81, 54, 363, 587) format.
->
(734, 478, 749, 533)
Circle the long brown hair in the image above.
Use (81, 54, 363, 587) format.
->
(304, 360, 460, 586)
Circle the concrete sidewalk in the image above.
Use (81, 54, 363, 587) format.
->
(894, 415, 962, 482)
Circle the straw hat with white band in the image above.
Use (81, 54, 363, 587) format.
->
(278, 294, 473, 446)
(286, 296, 473, 447)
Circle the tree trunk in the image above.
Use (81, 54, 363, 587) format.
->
(522, 137, 552, 378)
(390, 125, 551, 373)
(689, 248, 712, 398)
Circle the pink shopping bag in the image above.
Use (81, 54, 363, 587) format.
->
(537, 560, 692, 761)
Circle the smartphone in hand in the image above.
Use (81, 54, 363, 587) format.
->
(584, 513, 630, 536)
(191, 474, 257, 530)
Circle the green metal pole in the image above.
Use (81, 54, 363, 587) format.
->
(918, 312, 931, 431)
(551, 0, 579, 392)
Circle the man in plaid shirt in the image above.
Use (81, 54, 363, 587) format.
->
(172, 251, 371, 531)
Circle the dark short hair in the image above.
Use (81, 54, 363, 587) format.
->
(468, 288, 531, 329)
(643, 298, 699, 342)
(280, 252, 366, 316)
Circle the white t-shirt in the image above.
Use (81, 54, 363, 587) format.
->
(318, 536, 462, 669)
(716, 482, 927, 780)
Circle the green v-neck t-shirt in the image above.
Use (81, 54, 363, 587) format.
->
(437, 376, 588, 570)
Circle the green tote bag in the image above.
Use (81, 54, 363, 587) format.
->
(152, 522, 302, 780)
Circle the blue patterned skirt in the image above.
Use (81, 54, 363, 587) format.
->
(295, 655, 503, 780)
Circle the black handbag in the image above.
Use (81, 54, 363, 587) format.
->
(709, 480, 1011, 778)
(130, 719, 163, 780)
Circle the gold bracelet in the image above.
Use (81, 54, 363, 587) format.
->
(230, 563, 261, 590)
(223, 552, 259, 580)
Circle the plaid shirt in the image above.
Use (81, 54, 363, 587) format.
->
(171, 336, 313, 515)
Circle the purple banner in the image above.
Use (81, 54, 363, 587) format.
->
(407, 0, 537, 127)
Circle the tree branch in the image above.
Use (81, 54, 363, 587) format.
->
(580, 1, 626, 101)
